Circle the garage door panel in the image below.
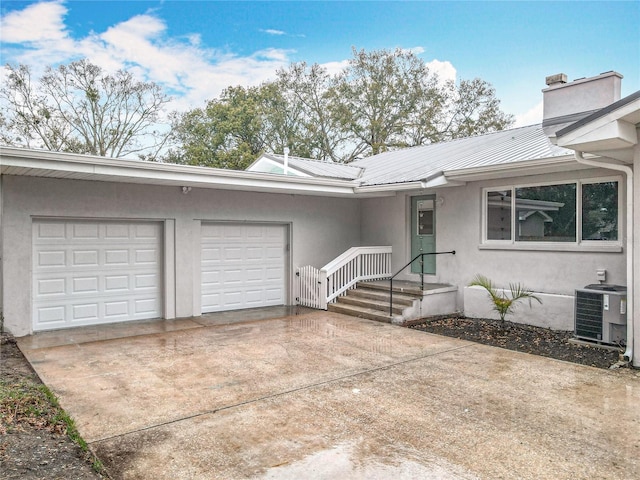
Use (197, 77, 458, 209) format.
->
(245, 268, 264, 282)
(246, 247, 264, 260)
(105, 224, 130, 239)
(73, 250, 99, 266)
(265, 288, 284, 302)
(36, 222, 66, 239)
(223, 225, 243, 239)
(38, 250, 66, 267)
(33, 220, 162, 331)
(135, 248, 159, 264)
(73, 303, 99, 321)
(72, 223, 99, 239)
(202, 247, 221, 261)
(265, 246, 284, 259)
(37, 278, 66, 296)
(202, 292, 221, 307)
(222, 268, 244, 283)
(105, 249, 129, 265)
(222, 291, 243, 307)
(105, 275, 129, 291)
(105, 301, 129, 318)
(72, 276, 99, 293)
(135, 298, 159, 314)
(201, 223, 287, 313)
(223, 247, 243, 261)
(135, 273, 158, 289)
(38, 306, 66, 325)
(135, 224, 159, 238)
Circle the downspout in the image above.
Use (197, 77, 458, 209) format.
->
(575, 151, 634, 362)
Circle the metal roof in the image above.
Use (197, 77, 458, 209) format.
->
(261, 153, 363, 180)
(2, 123, 579, 197)
(351, 124, 574, 186)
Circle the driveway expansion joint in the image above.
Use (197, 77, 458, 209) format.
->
(89, 342, 475, 445)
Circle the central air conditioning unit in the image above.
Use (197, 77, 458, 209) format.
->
(574, 284, 627, 345)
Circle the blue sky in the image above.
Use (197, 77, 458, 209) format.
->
(1, 1, 639, 126)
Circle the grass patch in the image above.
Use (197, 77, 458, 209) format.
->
(0, 376, 106, 475)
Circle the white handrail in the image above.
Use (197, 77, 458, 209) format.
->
(297, 246, 391, 310)
(296, 246, 392, 309)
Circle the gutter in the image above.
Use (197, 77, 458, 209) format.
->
(574, 151, 634, 362)
(354, 171, 467, 195)
(0, 146, 360, 196)
(444, 155, 579, 182)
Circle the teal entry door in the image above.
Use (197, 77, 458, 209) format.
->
(411, 196, 436, 274)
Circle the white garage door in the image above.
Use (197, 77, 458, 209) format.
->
(32, 220, 163, 331)
(201, 223, 287, 313)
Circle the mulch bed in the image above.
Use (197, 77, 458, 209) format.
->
(407, 316, 623, 369)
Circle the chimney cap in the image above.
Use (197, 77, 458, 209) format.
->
(545, 73, 568, 86)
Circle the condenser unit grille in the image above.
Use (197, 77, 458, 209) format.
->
(575, 290, 603, 340)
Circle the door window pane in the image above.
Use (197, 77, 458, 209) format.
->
(486, 190, 512, 240)
(417, 200, 434, 235)
(515, 184, 576, 242)
(582, 181, 618, 241)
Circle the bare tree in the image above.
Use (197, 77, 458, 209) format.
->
(0, 59, 171, 158)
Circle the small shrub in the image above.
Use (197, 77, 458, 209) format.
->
(469, 274, 542, 324)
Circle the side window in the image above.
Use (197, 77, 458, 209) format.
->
(515, 183, 576, 242)
(483, 179, 620, 246)
(486, 189, 512, 240)
(582, 181, 618, 241)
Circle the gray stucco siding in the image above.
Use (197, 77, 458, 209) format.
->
(360, 168, 627, 329)
(2, 176, 361, 336)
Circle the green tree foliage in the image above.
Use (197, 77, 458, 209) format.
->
(332, 48, 444, 156)
(167, 48, 515, 168)
(0, 60, 171, 158)
(168, 85, 277, 169)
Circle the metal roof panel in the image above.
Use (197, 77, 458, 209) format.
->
(351, 125, 573, 186)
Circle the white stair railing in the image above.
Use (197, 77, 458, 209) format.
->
(296, 246, 392, 309)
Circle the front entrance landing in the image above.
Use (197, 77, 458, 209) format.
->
(17, 310, 640, 479)
(329, 280, 458, 323)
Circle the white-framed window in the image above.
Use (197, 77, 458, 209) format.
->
(482, 177, 621, 248)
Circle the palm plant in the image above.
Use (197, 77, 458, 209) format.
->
(469, 274, 542, 324)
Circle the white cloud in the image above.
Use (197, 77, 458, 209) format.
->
(514, 101, 544, 127)
(426, 59, 457, 83)
(321, 60, 350, 76)
(0, 0, 76, 72)
(262, 29, 286, 36)
(0, 2, 294, 112)
(0, 0, 69, 44)
(405, 46, 426, 55)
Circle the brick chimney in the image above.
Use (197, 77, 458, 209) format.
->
(542, 71, 623, 141)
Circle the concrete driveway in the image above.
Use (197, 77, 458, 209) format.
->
(18, 308, 640, 479)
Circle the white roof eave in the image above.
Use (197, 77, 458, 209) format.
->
(556, 97, 640, 161)
(0, 147, 360, 197)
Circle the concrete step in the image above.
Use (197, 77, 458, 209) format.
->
(337, 295, 406, 315)
(347, 287, 415, 306)
(327, 303, 393, 323)
(356, 281, 423, 296)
